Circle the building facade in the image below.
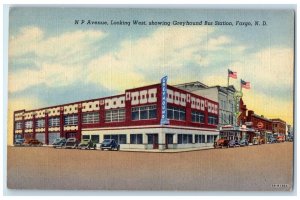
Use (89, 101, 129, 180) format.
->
(175, 81, 236, 127)
(271, 118, 287, 139)
(13, 83, 219, 150)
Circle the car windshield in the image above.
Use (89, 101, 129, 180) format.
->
(102, 139, 112, 144)
(54, 138, 61, 142)
(67, 138, 76, 142)
(81, 139, 90, 143)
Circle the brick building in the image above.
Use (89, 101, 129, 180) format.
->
(271, 118, 287, 139)
(13, 82, 219, 150)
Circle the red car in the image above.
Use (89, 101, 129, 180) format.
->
(214, 138, 229, 148)
(24, 139, 43, 146)
(277, 136, 285, 143)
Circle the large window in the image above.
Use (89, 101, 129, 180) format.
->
(104, 134, 127, 144)
(105, 109, 125, 122)
(64, 114, 78, 126)
(83, 112, 99, 124)
(91, 135, 100, 143)
(130, 134, 143, 144)
(131, 105, 157, 120)
(207, 135, 217, 143)
(15, 121, 23, 130)
(195, 134, 205, 143)
(49, 117, 60, 127)
(25, 120, 33, 129)
(191, 111, 205, 123)
(177, 134, 193, 144)
(208, 115, 218, 125)
(167, 105, 186, 121)
(35, 119, 45, 128)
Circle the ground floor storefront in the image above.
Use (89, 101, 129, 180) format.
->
(14, 126, 219, 150)
(81, 126, 219, 150)
(220, 125, 256, 143)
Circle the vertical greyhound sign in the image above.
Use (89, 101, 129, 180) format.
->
(160, 76, 169, 125)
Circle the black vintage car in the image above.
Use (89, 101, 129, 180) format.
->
(100, 139, 120, 151)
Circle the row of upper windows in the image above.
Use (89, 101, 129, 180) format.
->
(15, 105, 218, 129)
(133, 93, 156, 101)
(168, 94, 186, 102)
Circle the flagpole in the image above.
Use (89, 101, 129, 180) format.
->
(240, 79, 242, 92)
(227, 70, 229, 88)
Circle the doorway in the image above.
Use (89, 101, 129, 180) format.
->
(165, 134, 173, 149)
(147, 134, 158, 149)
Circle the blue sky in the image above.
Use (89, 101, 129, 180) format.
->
(8, 7, 294, 125)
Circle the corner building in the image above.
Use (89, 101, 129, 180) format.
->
(13, 83, 219, 150)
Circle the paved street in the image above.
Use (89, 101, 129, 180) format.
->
(7, 142, 293, 191)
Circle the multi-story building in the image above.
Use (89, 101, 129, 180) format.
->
(13, 83, 219, 150)
(175, 81, 236, 127)
(175, 81, 251, 141)
(271, 118, 287, 139)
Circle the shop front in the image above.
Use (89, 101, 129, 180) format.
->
(220, 125, 255, 142)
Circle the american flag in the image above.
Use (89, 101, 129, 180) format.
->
(241, 79, 251, 89)
(228, 69, 237, 79)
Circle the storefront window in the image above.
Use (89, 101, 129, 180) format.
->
(130, 134, 143, 144)
(104, 134, 127, 144)
(178, 134, 193, 144)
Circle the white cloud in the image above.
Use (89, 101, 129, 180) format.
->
(86, 26, 231, 91)
(9, 26, 107, 93)
(207, 35, 231, 51)
(9, 63, 83, 93)
(231, 47, 294, 92)
(9, 26, 44, 58)
(9, 27, 106, 60)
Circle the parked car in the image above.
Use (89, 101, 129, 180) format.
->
(64, 138, 79, 149)
(287, 135, 293, 142)
(100, 139, 120, 151)
(268, 137, 277, 144)
(277, 136, 285, 143)
(239, 139, 249, 146)
(214, 138, 229, 148)
(78, 139, 97, 150)
(228, 139, 240, 148)
(24, 139, 43, 146)
(14, 138, 25, 146)
(252, 137, 260, 145)
(52, 138, 66, 148)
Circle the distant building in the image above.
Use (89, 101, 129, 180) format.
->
(271, 118, 287, 139)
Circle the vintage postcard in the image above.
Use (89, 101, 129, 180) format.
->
(6, 6, 294, 192)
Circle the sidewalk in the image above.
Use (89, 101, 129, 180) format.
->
(120, 146, 215, 153)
